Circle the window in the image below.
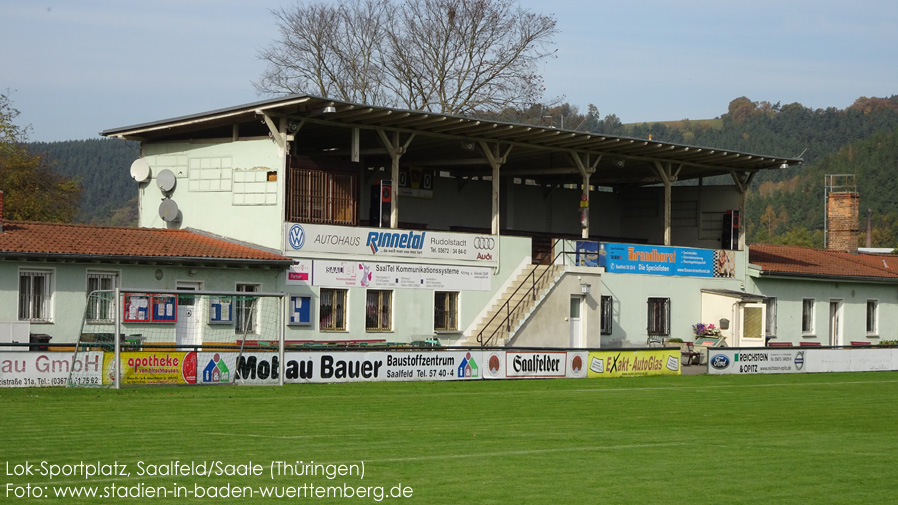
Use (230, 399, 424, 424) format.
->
(647, 297, 670, 336)
(19, 270, 53, 322)
(366, 290, 392, 332)
(287, 167, 358, 225)
(434, 292, 458, 331)
(765, 297, 777, 337)
(320, 288, 347, 331)
(866, 300, 878, 335)
(235, 284, 260, 334)
(86, 271, 118, 323)
(600, 295, 613, 335)
(801, 298, 815, 334)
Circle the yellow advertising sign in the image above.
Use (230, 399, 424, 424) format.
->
(102, 352, 197, 385)
(586, 349, 680, 378)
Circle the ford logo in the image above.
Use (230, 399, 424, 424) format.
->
(710, 354, 730, 370)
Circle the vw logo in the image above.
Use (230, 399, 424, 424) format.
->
(288, 224, 306, 250)
(474, 236, 495, 250)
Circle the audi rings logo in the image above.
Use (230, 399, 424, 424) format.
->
(288, 224, 306, 250)
(474, 236, 495, 250)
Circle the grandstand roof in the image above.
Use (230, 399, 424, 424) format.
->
(102, 95, 803, 187)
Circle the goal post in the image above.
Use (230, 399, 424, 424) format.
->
(68, 289, 285, 388)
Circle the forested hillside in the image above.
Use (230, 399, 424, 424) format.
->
(523, 95, 898, 248)
(28, 138, 139, 225)
(31, 95, 898, 248)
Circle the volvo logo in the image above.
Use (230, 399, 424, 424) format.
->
(474, 236, 495, 250)
(288, 224, 306, 250)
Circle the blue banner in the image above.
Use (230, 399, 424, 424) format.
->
(598, 243, 734, 278)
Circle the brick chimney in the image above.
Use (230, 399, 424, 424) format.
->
(827, 192, 859, 253)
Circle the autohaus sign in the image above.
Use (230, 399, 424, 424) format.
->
(284, 223, 498, 267)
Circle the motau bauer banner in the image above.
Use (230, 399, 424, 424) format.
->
(598, 242, 736, 278)
(284, 223, 498, 267)
(0, 351, 103, 387)
(229, 351, 485, 384)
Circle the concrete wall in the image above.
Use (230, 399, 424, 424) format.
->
(0, 260, 284, 344)
(281, 235, 531, 344)
(509, 267, 603, 349)
(599, 250, 747, 347)
(139, 139, 285, 249)
(746, 275, 898, 345)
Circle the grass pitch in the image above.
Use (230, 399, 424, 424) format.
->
(2, 372, 897, 504)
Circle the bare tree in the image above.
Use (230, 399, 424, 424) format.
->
(256, 0, 556, 115)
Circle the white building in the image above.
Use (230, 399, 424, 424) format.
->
(101, 95, 801, 347)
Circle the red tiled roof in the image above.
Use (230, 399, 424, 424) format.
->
(0, 220, 291, 264)
(749, 244, 898, 280)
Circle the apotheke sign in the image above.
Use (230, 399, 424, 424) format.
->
(284, 223, 498, 266)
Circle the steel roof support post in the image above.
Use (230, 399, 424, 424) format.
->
(377, 129, 415, 229)
(654, 162, 682, 246)
(479, 142, 513, 235)
(729, 171, 756, 251)
(351, 128, 360, 162)
(572, 153, 600, 239)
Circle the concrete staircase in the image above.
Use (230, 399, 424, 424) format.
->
(464, 263, 562, 346)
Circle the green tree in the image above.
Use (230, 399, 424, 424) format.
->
(0, 93, 81, 222)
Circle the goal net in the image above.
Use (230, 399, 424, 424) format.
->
(68, 289, 284, 388)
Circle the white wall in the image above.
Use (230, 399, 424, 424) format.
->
(139, 139, 285, 249)
(746, 275, 898, 345)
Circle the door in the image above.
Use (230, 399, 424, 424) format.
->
(569, 296, 583, 348)
(176, 282, 203, 349)
(829, 300, 843, 346)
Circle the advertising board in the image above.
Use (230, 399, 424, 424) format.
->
(313, 260, 491, 291)
(598, 242, 735, 278)
(0, 351, 103, 387)
(481, 351, 588, 379)
(221, 350, 485, 384)
(284, 223, 498, 267)
(586, 349, 680, 378)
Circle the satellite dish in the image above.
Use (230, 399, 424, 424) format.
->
(159, 198, 180, 222)
(157, 169, 176, 192)
(130, 159, 151, 182)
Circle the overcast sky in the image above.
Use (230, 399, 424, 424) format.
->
(2, 0, 896, 142)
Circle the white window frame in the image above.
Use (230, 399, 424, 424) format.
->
(235, 283, 261, 335)
(434, 291, 459, 332)
(19, 269, 54, 323)
(801, 298, 815, 335)
(86, 271, 119, 323)
(866, 299, 879, 336)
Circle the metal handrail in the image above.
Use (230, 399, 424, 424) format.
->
(477, 238, 577, 347)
